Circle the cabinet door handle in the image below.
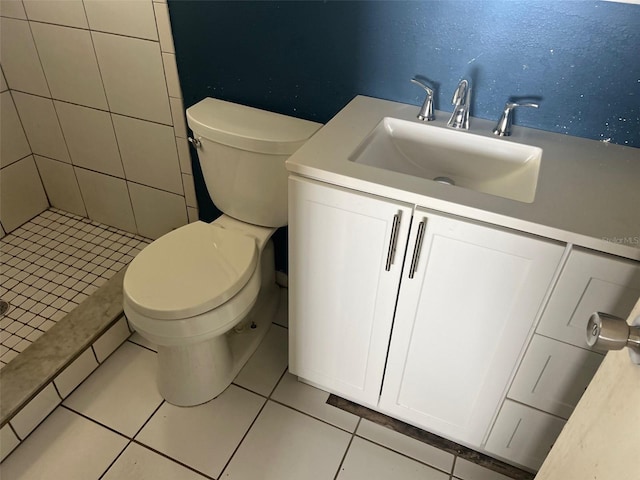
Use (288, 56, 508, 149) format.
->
(385, 213, 401, 271)
(408, 219, 426, 279)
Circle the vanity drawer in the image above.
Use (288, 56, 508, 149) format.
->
(537, 248, 640, 349)
(508, 335, 603, 419)
(485, 400, 565, 471)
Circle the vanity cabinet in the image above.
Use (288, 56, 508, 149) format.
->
(288, 174, 640, 470)
(288, 176, 563, 434)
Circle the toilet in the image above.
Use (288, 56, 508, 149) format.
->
(123, 98, 321, 406)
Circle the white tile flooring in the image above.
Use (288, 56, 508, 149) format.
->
(0, 291, 515, 480)
(0, 208, 150, 368)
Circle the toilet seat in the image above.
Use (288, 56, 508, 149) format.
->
(124, 221, 258, 321)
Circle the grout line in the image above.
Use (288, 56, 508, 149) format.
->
(332, 417, 361, 480)
(216, 397, 271, 478)
(129, 439, 217, 480)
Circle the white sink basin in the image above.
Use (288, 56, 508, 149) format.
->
(349, 117, 542, 203)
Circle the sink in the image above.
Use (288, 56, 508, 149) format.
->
(348, 117, 542, 203)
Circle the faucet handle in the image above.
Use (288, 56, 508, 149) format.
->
(493, 101, 539, 136)
(410, 77, 435, 121)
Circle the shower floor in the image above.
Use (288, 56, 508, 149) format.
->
(0, 209, 150, 369)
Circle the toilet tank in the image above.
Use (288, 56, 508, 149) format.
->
(186, 98, 321, 227)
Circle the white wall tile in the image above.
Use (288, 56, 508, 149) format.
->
(9, 383, 61, 439)
(23, 0, 88, 28)
(153, 1, 174, 54)
(34, 155, 87, 216)
(75, 168, 137, 232)
(176, 136, 191, 174)
(31, 23, 108, 109)
(128, 182, 187, 239)
(1, 424, 20, 461)
(112, 114, 182, 194)
(0, 91, 31, 168)
(92, 317, 131, 363)
(84, 0, 157, 40)
(0, 156, 49, 232)
(169, 96, 186, 137)
(182, 173, 196, 207)
(12, 91, 70, 163)
(162, 52, 181, 98)
(0, 0, 27, 19)
(0, 17, 49, 96)
(92, 32, 171, 124)
(0, 67, 7, 92)
(53, 347, 99, 398)
(55, 101, 124, 177)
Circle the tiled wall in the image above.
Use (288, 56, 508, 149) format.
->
(0, 0, 198, 240)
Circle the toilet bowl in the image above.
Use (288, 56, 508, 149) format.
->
(123, 98, 321, 406)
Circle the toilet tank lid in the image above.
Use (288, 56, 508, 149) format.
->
(186, 98, 322, 155)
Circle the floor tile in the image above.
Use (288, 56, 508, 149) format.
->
(272, 371, 359, 432)
(356, 419, 454, 473)
(453, 457, 515, 480)
(136, 384, 265, 478)
(63, 342, 162, 437)
(102, 442, 209, 480)
(0, 408, 127, 480)
(336, 437, 450, 480)
(128, 331, 158, 352)
(221, 400, 351, 480)
(233, 323, 288, 396)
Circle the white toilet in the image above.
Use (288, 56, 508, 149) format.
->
(123, 98, 321, 406)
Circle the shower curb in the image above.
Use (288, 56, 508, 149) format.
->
(0, 268, 128, 427)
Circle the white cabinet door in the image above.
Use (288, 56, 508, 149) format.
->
(288, 176, 413, 407)
(537, 247, 640, 349)
(379, 209, 564, 446)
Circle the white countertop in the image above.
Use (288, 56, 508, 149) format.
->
(286, 96, 640, 260)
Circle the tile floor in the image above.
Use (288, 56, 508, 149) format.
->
(0, 291, 515, 480)
(0, 209, 150, 368)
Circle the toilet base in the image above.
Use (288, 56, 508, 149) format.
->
(156, 279, 280, 406)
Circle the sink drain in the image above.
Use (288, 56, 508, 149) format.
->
(0, 300, 9, 316)
(434, 176, 455, 186)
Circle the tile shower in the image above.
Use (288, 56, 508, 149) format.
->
(0, 209, 150, 368)
(1, 1, 193, 365)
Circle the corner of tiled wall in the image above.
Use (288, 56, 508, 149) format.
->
(0, 0, 198, 239)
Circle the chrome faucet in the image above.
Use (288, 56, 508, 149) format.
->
(493, 101, 539, 136)
(410, 77, 434, 121)
(447, 79, 471, 130)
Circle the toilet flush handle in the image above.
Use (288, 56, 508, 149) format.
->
(188, 136, 201, 148)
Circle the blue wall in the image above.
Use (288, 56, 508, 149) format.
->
(168, 0, 640, 270)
